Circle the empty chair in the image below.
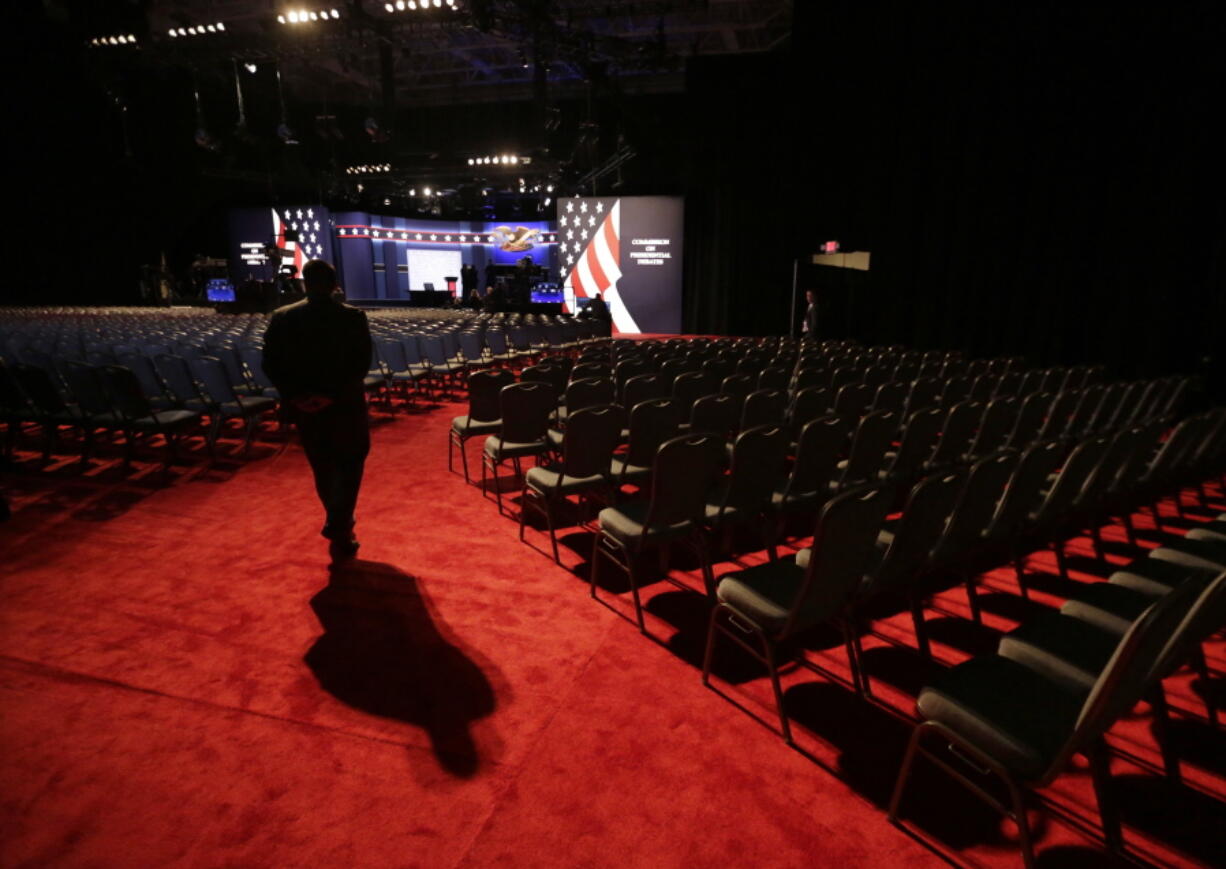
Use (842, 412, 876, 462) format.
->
(672, 371, 718, 417)
(924, 401, 983, 470)
(705, 424, 790, 555)
(97, 365, 202, 470)
(906, 376, 943, 414)
(116, 353, 173, 410)
(571, 361, 612, 381)
(378, 338, 429, 402)
(788, 386, 833, 442)
(871, 380, 909, 415)
(940, 376, 974, 407)
(967, 397, 1019, 459)
(688, 393, 740, 440)
(757, 366, 790, 391)
(890, 578, 1206, 868)
(621, 373, 669, 415)
(480, 381, 556, 515)
(610, 398, 683, 488)
(719, 373, 756, 405)
(703, 484, 894, 743)
(968, 374, 999, 403)
(550, 377, 617, 448)
(880, 407, 944, 486)
(834, 409, 899, 491)
(449, 368, 515, 482)
(833, 382, 873, 418)
(190, 356, 278, 452)
(59, 361, 126, 461)
(739, 388, 788, 431)
(791, 368, 830, 392)
(1006, 391, 1052, 450)
(592, 433, 728, 629)
(769, 415, 851, 551)
(520, 405, 623, 563)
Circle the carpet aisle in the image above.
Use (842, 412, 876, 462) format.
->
(1, 404, 1222, 868)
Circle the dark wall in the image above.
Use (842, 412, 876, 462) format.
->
(787, 1, 1225, 393)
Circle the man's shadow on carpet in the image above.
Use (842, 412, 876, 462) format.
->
(305, 560, 496, 778)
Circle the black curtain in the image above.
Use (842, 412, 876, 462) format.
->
(789, 1, 1225, 395)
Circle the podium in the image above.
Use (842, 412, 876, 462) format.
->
(445, 276, 459, 298)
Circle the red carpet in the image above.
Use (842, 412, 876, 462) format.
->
(1, 406, 1222, 867)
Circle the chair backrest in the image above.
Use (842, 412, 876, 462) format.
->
(782, 484, 894, 636)
(720, 373, 756, 402)
(887, 407, 944, 481)
(1037, 389, 1082, 440)
(191, 357, 237, 405)
(116, 353, 169, 403)
(872, 380, 909, 415)
(11, 363, 68, 413)
(1149, 571, 1226, 683)
(561, 405, 624, 479)
(1066, 385, 1105, 438)
(624, 398, 683, 467)
(614, 358, 653, 389)
(1006, 391, 1052, 449)
(713, 424, 790, 519)
(98, 365, 154, 420)
(622, 373, 669, 408)
(865, 469, 968, 597)
(466, 368, 515, 423)
(1056, 577, 1207, 777)
(564, 377, 616, 415)
(497, 381, 556, 443)
(983, 439, 1064, 544)
(644, 433, 727, 527)
(757, 366, 790, 391)
(968, 396, 1019, 458)
(941, 376, 974, 406)
(926, 400, 983, 468)
(238, 347, 276, 390)
(929, 450, 1019, 564)
(1029, 435, 1111, 528)
(520, 363, 562, 396)
(740, 388, 788, 430)
(689, 392, 740, 439)
(906, 376, 943, 414)
(419, 334, 449, 365)
(833, 382, 873, 418)
(672, 371, 718, 413)
(61, 361, 111, 415)
(789, 386, 833, 437)
(456, 331, 486, 362)
(839, 409, 899, 488)
(780, 415, 852, 503)
(571, 361, 612, 381)
(378, 338, 409, 372)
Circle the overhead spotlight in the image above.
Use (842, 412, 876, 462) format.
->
(278, 14, 286, 22)
(396, 0, 405, 8)
(331, 9, 340, 18)
(423, 187, 432, 196)
(244, 62, 258, 73)
(383, 198, 391, 206)
(309, 11, 319, 21)
(207, 24, 217, 32)
(544, 198, 551, 206)
(217, 22, 225, 30)
(409, 188, 416, 196)
(168, 29, 177, 37)
(433, 0, 442, 7)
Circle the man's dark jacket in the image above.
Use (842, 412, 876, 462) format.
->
(262, 296, 372, 414)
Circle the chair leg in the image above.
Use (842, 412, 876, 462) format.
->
(625, 543, 647, 632)
(910, 593, 932, 660)
(1121, 512, 1138, 547)
(518, 485, 531, 542)
(1148, 684, 1182, 784)
(459, 435, 471, 483)
(1089, 524, 1107, 564)
(1150, 501, 1163, 533)
(1052, 541, 1069, 580)
(762, 635, 793, 745)
(544, 493, 560, 564)
(1192, 645, 1219, 728)
(1006, 775, 1038, 869)
(1014, 554, 1030, 599)
(1087, 738, 1124, 855)
(888, 722, 926, 822)
(701, 604, 723, 686)
(841, 618, 865, 697)
(965, 574, 982, 623)
(447, 430, 455, 474)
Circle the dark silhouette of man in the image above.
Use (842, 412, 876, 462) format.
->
(263, 260, 373, 561)
(802, 289, 818, 337)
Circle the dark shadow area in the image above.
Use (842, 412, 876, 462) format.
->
(305, 559, 497, 778)
(1113, 773, 1226, 865)
(786, 681, 1039, 851)
(974, 590, 1059, 623)
(1032, 845, 1131, 868)
(1161, 717, 1226, 778)
(857, 645, 948, 699)
(923, 615, 1004, 658)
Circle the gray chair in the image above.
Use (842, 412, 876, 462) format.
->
(924, 400, 983, 470)
(481, 381, 556, 515)
(740, 388, 788, 431)
(190, 356, 278, 453)
(889, 575, 1207, 868)
(769, 415, 851, 557)
(705, 424, 790, 556)
(98, 365, 202, 471)
(879, 406, 943, 488)
(833, 409, 899, 491)
(610, 398, 682, 488)
(592, 433, 727, 630)
(688, 392, 740, 440)
(702, 484, 894, 743)
(450, 368, 515, 482)
(520, 404, 623, 564)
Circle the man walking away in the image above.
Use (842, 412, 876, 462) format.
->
(263, 260, 373, 562)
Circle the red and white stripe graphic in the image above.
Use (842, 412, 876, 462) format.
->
(563, 199, 639, 333)
(272, 209, 305, 276)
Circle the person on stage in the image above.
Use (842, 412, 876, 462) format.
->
(802, 289, 819, 338)
(262, 260, 373, 562)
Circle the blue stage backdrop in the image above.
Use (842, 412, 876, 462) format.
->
(559, 196, 683, 334)
(331, 214, 558, 301)
(228, 206, 334, 282)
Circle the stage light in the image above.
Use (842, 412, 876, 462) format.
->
(278, 14, 286, 22)
(544, 198, 551, 206)
(309, 11, 319, 21)
(423, 187, 432, 196)
(244, 62, 257, 73)
(217, 22, 225, 30)
(396, 0, 405, 8)
(433, 0, 442, 7)
(331, 9, 340, 19)
(385, 2, 393, 10)
(207, 24, 217, 32)
(409, 188, 416, 196)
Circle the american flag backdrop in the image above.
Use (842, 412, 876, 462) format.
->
(272, 207, 328, 273)
(559, 197, 640, 333)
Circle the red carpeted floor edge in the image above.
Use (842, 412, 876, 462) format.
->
(0, 405, 1222, 868)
